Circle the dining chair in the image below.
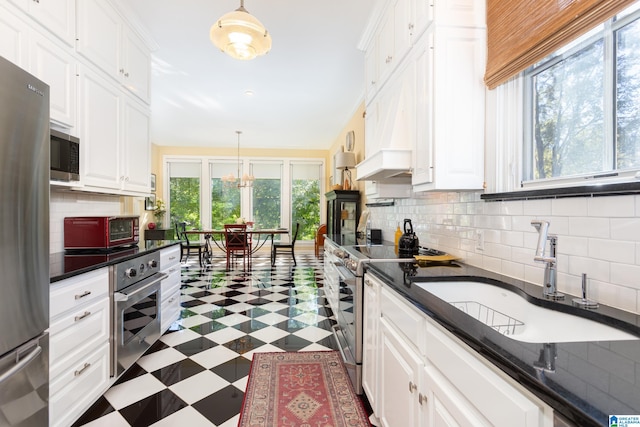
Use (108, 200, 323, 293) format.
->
(175, 222, 206, 267)
(271, 222, 300, 266)
(314, 224, 326, 258)
(224, 224, 251, 271)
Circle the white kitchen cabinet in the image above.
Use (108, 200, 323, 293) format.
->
(0, 4, 29, 67)
(362, 272, 554, 427)
(323, 240, 340, 314)
(410, 0, 432, 42)
(377, 0, 412, 86)
(7, 0, 75, 46)
(30, 30, 77, 128)
(78, 64, 151, 194)
(76, 0, 150, 103)
(49, 268, 111, 427)
(78, 65, 120, 190)
(362, 275, 381, 416)
(121, 95, 151, 192)
(160, 245, 181, 333)
(0, 5, 77, 129)
(379, 318, 423, 427)
(360, 0, 485, 192)
(411, 24, 486, 191)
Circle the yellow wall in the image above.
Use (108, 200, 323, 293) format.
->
(327, 102, 366, 194)
(150, 102, 366, 198)
(150, 145, 330, 198)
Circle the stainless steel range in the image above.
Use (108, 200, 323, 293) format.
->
(110, 251, 166, 377)
(324, 239, 415, 394)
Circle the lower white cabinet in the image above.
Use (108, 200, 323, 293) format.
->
(362, 276, 380, 414)
(363, 272, 554, 427)
(49, 268, 111, 427)
(160, 245, 181, 333)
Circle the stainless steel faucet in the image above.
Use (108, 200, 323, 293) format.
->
(531, 220, 564, 300)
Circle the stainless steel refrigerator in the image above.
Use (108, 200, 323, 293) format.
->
(0, 56, 50, 426)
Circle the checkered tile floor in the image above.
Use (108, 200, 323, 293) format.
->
(72, 252, 337, 427)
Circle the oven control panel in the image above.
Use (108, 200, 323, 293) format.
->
(112, 252, 161, 291)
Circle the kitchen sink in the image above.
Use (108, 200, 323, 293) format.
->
(414, 281, 639, 343)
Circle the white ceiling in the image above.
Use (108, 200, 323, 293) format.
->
(121, 0, 378, 150)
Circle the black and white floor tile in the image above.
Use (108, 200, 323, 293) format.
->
(73, 251, 337, 427)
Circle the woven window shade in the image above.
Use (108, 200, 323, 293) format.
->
(484, 0, 637, 89)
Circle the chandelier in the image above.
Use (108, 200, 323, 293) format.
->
(222, 131, 255, 188)
(209, 0, 272, 60)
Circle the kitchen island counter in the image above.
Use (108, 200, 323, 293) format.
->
(366, 261, 640, 427)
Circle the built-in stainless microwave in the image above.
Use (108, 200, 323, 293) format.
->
(50, 129, 79, 182)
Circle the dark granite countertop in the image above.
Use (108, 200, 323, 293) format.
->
(50, 240, 181, 283)
(366, 261, 640, 427)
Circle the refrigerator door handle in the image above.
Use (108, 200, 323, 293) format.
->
(0, 343, 42, 385)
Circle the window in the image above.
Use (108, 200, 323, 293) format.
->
(291, 162, 322, 240)
(168, 161, 201, 230)
(524, 4, 640, 185)
(164, 156, 325, 240)
(251, 162, 282, 230)
(210, 161, 241, 228)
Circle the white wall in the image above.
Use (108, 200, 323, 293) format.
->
(368, 191, 640, 315)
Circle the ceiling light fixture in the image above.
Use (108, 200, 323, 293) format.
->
(222, 131, 255, 188)
(210, 0, 272, 60)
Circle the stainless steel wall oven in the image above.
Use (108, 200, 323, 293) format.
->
(111, 252, 165, 377)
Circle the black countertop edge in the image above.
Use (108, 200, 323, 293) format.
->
(50, 240, 181, 283)
(365, 262, 640, 427)
(481, 181, 640, 201)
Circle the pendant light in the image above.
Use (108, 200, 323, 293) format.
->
(210, 0, 272, 60)
(222, 131, 255, 188)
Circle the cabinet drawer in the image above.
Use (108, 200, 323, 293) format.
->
(380, 286, 425, 354)
(160, 245, 181, 270)
(425, 322, 545, 426)
(161, 288, 181, 332)
(50, 296, 110, 376)
(49, 341, 110, 427)
(50, 268, 109, 319)
(161, 265, 181, 297)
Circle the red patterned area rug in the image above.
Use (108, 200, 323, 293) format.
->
(238, 351, 371, 427)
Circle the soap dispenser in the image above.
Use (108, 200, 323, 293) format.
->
(394, 223, 402, 248)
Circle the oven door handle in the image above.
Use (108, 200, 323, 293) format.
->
(331, 325, 349, 362)
(113, 272, 167, 302)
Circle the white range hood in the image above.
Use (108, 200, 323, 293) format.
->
(355, 148, 412, 183)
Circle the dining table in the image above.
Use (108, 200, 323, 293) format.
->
(184, 227, 289, 264)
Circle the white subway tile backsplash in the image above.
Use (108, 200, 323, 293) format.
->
(610, 263, 640, 290)
(567, 256, 610, 283)
(368, 192, 640, 314)
(552, 197, 588, 216)
(610, 218, 640, 242)
(588, 196, 635, 217)
(588, 239, 636, 264)
(567, 217, 610, 238)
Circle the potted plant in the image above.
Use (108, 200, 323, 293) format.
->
(153, 198, 166, 228)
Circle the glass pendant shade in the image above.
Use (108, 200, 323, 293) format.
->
(210, 2, 272, 60)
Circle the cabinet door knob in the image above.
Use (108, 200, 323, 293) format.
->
(409, 381, 417, 393)
(419, 393, 428, 405)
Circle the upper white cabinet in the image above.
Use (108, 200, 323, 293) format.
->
(360, 0, 486, 193)
(30, 30, 77, 128)
(8, 0, 75, 46)
(78, 65, 150, 193)
(411, 23, 485, 191)
(0, 4, 77, 128)
(76, 0, 150, 103)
